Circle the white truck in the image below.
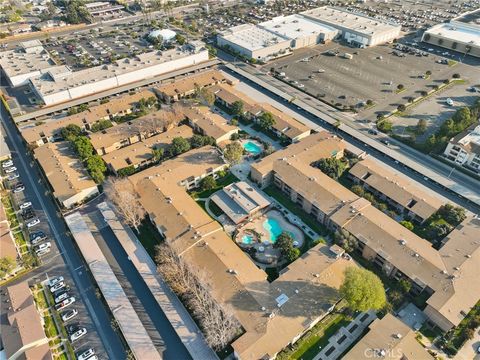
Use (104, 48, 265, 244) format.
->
(342, 53, 353, 60)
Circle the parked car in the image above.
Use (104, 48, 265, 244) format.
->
(54, 291, 69, 304)
(61, 308, 78, 322)
(70, 328, 87, 342)
(22, 209, 35, 220)
(2, 160, 13, 168)
(27, 218, 40, 228)
(30, 232, 47, 244)
(20, 202, 32, 210)
(48, 276, 63, 287)
(55, 296, 75, 311)
(5, 166, 17, 173)
(34, 242, 51, 253)
(36, 248, 51, 256)
(7, 173, 19, 181)
(50, 281, 65, 293)
(31, 235, 47, 245)
(13, 184, 25, 193)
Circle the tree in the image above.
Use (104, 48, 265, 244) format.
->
(425, 70, 432, 76)
(258, 112, 275, 130)
(315, 157, 346, 180)
(200, 176, 217, 192)
(377, 119, 393, 133)
(400, 220, 414, 231)
(223, 141, 243, 164)
(168, 137, 191, 156)
(366, 99, 373, 106)
(231, 101, 244, 116)
(104, 178, 146, 233)
(397, 84, 404, 91)
(351, 185, 365, 197)
(73, 136, 94, 160)
(397, 104, 406, 112)
(64, 0, 92, 24)
(452, 73, 460, 79)
(152, 147, 164, 162)
(274, 232, 299, 262)
(190, 134, 215, 148)
(415, 119, 427, 135)
(86, 155, 106, 183)
(398, 279, 412, 294)
(437, 204, 466, 226)
(61, 124, 82, 141)
(195, 86, 215, 107)
(175, 33, 186, 45)
(340, 267, 386, 312)
(0, 257, 16, 278)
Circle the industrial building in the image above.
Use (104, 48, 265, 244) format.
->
(443, 124, 480, 174)
(29, 42, 209, 106)
(422, 9, 480, 58)
(301, 6, 401, 47)
(259, 14, 338, 48)
(217, 24, 292, 62)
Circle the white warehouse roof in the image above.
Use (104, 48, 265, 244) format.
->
(219, 24, 290, 52)
(424, 23, 480, 47)
(259, 14, 337, 40)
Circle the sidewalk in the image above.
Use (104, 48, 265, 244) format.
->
(97, 202, 218, 360)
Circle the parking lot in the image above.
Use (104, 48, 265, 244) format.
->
(265, 41, 470, 116)
(1, 160, 108, 359)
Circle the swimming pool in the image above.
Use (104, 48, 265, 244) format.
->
(243, 141, 262, 155)
(263, 218, 295, 243)
(241, 235, 253, 245)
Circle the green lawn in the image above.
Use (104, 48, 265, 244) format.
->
(263, 185, 329, 236)
(44, 314, 59, 338)
(135, 220, 164, 259)
(33, 287, 48, 310)
(419, 324, 443, 342)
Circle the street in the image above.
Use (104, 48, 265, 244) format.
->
(0, 103, 126, 359)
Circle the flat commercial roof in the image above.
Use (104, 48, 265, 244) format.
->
(259, 14, 337, 40)
(301, 6, 400, 36)
(65, 212, 161, 360)
(0, 48, 58, 79)
(219, 24, 290, 51)
(425, 23, 480, 46)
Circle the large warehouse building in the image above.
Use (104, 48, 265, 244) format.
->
(422, 9, 480, 58)
(29, 42, 209, 106)
(217, 24, 292, 62)
(258, 14, 338, 49)
(301, 6, 401, 47)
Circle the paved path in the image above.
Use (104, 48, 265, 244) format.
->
(97, 202, 218, 360)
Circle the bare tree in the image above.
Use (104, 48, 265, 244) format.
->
(194, 85, 215, 108)
(104, 178, 146, 233)
(155, 244, 240, 350)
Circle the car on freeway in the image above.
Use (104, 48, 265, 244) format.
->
(50, 281, 65, 293)
(26, 218, 40, 228)
(2, 160, 13, 168)
(13, 184, 25, 193)
(54, 291, 69, 304)
(368, 129, 379, 135)
(5, 166, 17, 173)
(70, 328, 87, 342)
(77, 348, 95, 360)
(55, 296, 75, 311)
(61, 308, 78, 322)
(381, 139, 390, 146)
(48, 276, 64, 287)
(7, 173, 19, 181)
(20, 202, 32, 210)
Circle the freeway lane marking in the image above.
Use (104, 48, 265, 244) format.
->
(0, 114, 116, 359)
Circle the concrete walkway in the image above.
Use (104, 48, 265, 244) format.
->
(97, 202, 218, 360)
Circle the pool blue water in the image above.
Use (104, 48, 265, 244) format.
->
(242, 235, 253, 245)
(243, 141, 262, 155)
(262, 218, 289, 243)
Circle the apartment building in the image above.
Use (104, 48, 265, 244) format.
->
(34, 142, 99, 208)
(155, 69, 234, 103)
(128, 146, 356, 360)
(252, 135, 480, 332)
(443, 124, 480, 174)
(21, 89, 156, 146)
(349, 157, 443, 223)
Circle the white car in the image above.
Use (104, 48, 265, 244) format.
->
(50, 281, 65, 293)
(34, 242, 51, 253)
(48, 276, 64, 287)
(54, 292, 69, 304)
(77, 348, 95, 360)
(446, 98, 454, 106)
(61, 308, 78, 322)
(55, 296, 75, 311)
(36, 248, 51, 256)
(5, 166, 17, 173)
(70, 328, 87, 342)
(31, 236, 46, 245)
(27, 218, 40, 228)
(20, 202, 32, 210)
(2, 160, 13, 168)
(7, 173, 19, 180)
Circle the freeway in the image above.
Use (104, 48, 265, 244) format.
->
(0, 102, 127, 359)
(223, 62, 480, 212)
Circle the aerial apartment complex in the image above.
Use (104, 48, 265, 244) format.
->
(251, 132, 480, 332)
(443, 124, 480, 174)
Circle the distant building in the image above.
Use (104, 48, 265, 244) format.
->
(217, 24, 292, 62)
(343, 314, 434, 360)
(301, 6, 401, 47)
(29, 42, 209, 106)
(85, 1, 124, 17)
(1, 282, 52, 360)
(443, 124, 480, 174)
(422, 9, 480, 58)
(34, 142, 99, 208)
